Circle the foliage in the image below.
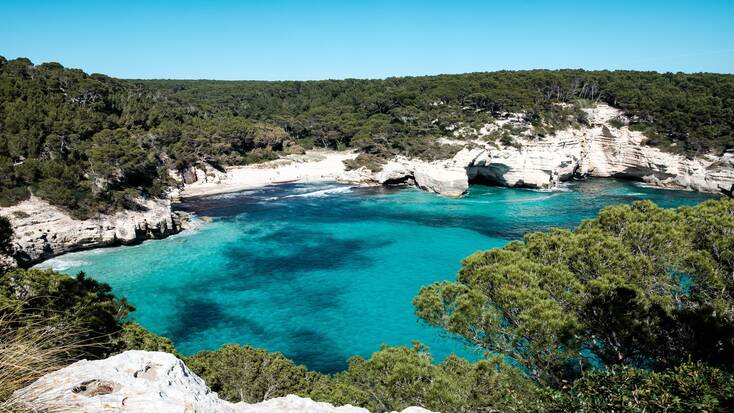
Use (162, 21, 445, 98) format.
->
(0, 269, 132, 357)
(0, 58, 291, 217)
(343, 153, 385, 172)
(145, 71, 734, 157)
(0, 216, 12, 255)
(116, 322, 177, 354)
(185, 344, 323, 403)
(543, 362, 734, 413)
(312, 344, 541, 413)
(3, 57, 733, 215)
(414, 198, 734, 387)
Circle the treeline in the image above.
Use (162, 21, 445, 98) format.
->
(0, 57, 294, 218)
(2, 56, 734, 217)
(2, 198, 733, 412)
(143, 69, 734, 156)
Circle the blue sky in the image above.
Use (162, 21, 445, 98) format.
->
(1, 0, 733, 79)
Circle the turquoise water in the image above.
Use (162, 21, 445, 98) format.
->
(43, 179, 714, 372)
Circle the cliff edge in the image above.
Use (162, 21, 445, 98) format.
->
(12, 350, 436, 413)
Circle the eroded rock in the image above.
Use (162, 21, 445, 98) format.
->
(14, 351, 438, 413)
(0, 197, 188, 266)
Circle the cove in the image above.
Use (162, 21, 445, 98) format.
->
(42, 179, 715, 373)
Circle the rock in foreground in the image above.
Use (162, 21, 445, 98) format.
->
(13, 350, 437, 413)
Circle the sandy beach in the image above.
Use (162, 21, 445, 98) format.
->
(178, 150, 365, 199)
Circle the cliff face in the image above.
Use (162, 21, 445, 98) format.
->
(13, 350, 436, 413)
(371, 105, 734, 197)
(0, 196, 187, 266)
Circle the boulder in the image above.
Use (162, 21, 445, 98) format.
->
(13, 350, 438, 413)
(414, 165, 468, 197)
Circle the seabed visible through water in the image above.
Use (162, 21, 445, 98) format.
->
(41, 179, 714, 372)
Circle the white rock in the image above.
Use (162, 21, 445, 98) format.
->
(13, 351, 438, 413)
(444, 104, 734, 193)
(414, 165, 468, 198)
(0, 196, 187, 266)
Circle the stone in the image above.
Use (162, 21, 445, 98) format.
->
(13, 351, 438, 413)
(414, 165, 468, 198)
(0, 197, 188, 266)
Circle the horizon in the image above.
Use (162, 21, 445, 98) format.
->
(2, 0, 733, 80)
(4, 56, 734, 82)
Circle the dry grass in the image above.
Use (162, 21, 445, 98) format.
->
(0, 310, 93, 413)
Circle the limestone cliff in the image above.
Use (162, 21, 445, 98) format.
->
(0, 196, 187, 266)
(369, 104, 734, 197)
(13, 350, 436, 413)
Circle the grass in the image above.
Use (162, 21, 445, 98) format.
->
(0, 309, 92, 412)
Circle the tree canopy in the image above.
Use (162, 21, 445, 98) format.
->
(2, 56, 733, 216)
(414, 198, 734, 387)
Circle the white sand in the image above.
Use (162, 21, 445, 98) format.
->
(178, 150, 363, 198)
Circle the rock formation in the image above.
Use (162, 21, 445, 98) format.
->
(3, 105, 732, 265)
(369, 104, 734, 197)
(13, 350, 436, 413)
(0, 196, 187, 266)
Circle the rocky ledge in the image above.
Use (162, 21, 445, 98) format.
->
(0, 196, 187, 266)
(367, 104, 734, 197)
(12, 350, 436, 413)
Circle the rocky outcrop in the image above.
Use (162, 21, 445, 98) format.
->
(0, 196, 188, 266)
(413, 165, 468, 198)
(372, 158, 469, 198)
(13, 350, 437, 413)
(370, 104, 734, 196)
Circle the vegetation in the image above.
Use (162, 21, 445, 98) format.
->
(414, 198, 734, 388)
(3, 55, 734, 410)
(186, 344, 323, 403)
(0, 57, 292, 217)
(142, 71, 734, 156)
(2, 56, 733, 217)
(3, 199, 733, 411)
(0, 311, 85, 411)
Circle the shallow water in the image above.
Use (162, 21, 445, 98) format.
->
(43, 179, 715, 372)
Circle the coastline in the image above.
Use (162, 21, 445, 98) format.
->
(1, 150, 367, 268)
(176, 150, 368, 199)
(5, 104, 734, 268)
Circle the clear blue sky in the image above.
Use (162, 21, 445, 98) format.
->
(1, 0, 733, 80)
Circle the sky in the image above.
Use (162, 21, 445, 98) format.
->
(1, 0, 733, 80)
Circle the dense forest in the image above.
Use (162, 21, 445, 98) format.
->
(2, 198, 734, 412)
(1, 56, 733, 218)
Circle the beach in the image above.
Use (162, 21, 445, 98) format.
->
(178, 150, 366, 199)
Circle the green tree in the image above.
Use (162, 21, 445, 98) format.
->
(414, 199, 734, 386)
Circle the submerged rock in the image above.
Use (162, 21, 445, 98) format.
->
(13, 350, 437, 413)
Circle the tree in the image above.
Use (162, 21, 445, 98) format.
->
(185, 344, 322, 403)
(0, 216, 11, 255)
(414, 199, 734, 386)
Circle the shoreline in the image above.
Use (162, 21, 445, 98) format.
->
(176, 149, 368, 200)
(21, 175, 724, 270)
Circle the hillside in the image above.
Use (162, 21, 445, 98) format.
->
(2, 56, 734, 219)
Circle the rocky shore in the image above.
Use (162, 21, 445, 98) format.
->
(0, 196, 188, 267)
(368, 104, 734, 198)
(12, 350, 435, 413)
(2, 104, 733, 267)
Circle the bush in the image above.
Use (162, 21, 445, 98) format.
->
(343, 153, 385, 172)
(0, 269, 131, 359)
(117, 322, 177, 354)
(545, 362, 734, 413)
(185, 344, 323, 403)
